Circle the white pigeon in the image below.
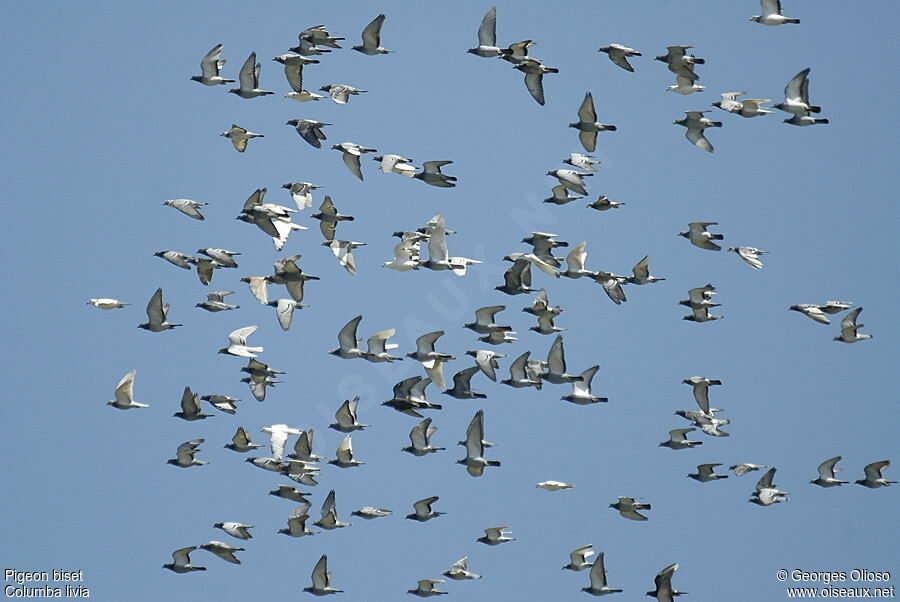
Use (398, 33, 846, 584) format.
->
(564, 153, 600, 172)
(443, 557, 482, 580)
(563, 544, 595, 571)
(218, 326, 263, 358)
(162, 546, 206, 573)
(477, 526, 515, 545)
(198, 541, 244, 565)
(789, 301, 853, 325)
(213, 522, 253, 540)
(467, 7, 504, 58)
(811, 456, 849, 487)
(751, 0, 800, 25)
(679, 222, 724, 250)
(598, 43, 641, 72)
(353, 14, 392, 55)
(408, 579, 447, 597)
(384, 238, 420, 271)
(667, 74, 706, 95)
(774, 68, 821, 116)
(609, 496, 650, 521)
(582, 552, 623, 596)
(191, 44, 234, 86)
(163, 198, 207, 220)
(351, 507, 392, 520)
(833, 307, 872, 343)
(107, 369, 148, 409)
(561, 365, 606, 404)
(560, 241, 597, 279)
(304, 555, 342, 596)
(536, 480, 574, 491)
(138, 287, 180, 332)
(332, 142, 377, 181)
(674, 110, 722, 153)
(547, 169, 593, 195)
(320, 83, 367, 104)
(569, 92, 617, 153)
(856, 460, 896, 488)
(374, 154, 417, 176)
(220, 124, 263, 152)
(229, 52, 273, 98)
(713, 92, 773, 118)
(728, 246, 767, 269)
(87, 298, 128, 310)
(260, 424, 303, 462)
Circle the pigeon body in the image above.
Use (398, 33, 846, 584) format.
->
(107, 369, 148, 409)
(320, 84, 367, 104)
(679, 222, 724, 250)
(87, 298, 128, 309)
(229, 52, 273, 98)
(138, 288, 181, 332)
(569, 92, 617, 152)
(674, 111, 721, 153)
(834, 307, 872, 343)
(609, 496, 650, 521)
(856, 461, 895, 488)
(598, 43, 641, 72)
(354, 14, 392, 54)
(477, 526, 515, 546)
(811, 456, 849, 487)
(213, 522, 253, 540)
(163, 198, 207, 221)
(751, 0, 801, 25)
(191, 44, 234, 86)
(220, 124, 263, 152)
(583, 552, 623, 596)
(163, 546, 206, 573)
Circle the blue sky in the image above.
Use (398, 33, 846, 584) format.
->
(2, 1, 897, 600)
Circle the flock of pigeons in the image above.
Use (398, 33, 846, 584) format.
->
(86, 2, 890, 599)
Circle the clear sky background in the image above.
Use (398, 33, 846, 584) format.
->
(2, 1, 898, 600)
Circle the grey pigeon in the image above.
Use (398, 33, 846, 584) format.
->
(569, 92, 617, 153)
(220, 124, 263, 152)
(811, 456, 849, 487)
(353, 14, 392, 55)
(320, 83, 367, 105)
(138, 287, 181, 332)
(229, 52, 273, 98)
(674, 111, 721, 153)
(196, 290, 239, 312)
(286, 119, 330, 149)
(162, 546, 206, 573)
(598, 43, 641, 72)
(191, 44, 234, 86)
(163, 198, 206, 220)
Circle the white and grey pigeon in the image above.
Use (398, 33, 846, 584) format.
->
(329, 434, 364, 468)
(167, 439, 207, 468)
(655, 45, 705, 81)
(196, 290, 239, 312)
(536, 480, 573, 491)
(712, 92, 773, 118)
(598, 43, 642, 72)
(229, 52, 273, 98)
(107, 369, 148, 409)
(789, 301, 853, 325)
(351, 507, 392, 520)
(272, 53, 320, 101)
(531, 311, 564, 335)
(500, 351, 540, 389)
(542, 335, 583, 384)
(304, 555, 342, 596)
(626, 255, 665, 285)
(240, 359, 281, 402)
(353, 14, 392, 54)
(163, 198, 207, 220)
(224, 427, 261, 453)
(477, 526, 515, 546)
(162, 546, 206, 573)
(582, 551, 623, 596)
(443, 557, 482, 580)
(467, 7, 505, 58)
(667, 74, 705, 95)
(197, 248, 239, 268)
(328, 396, 369, 433)
(87, 298, 128, 309)
(199, 541, 244, 565)
(689, 463, 729, 483)
(561, 365, 606, 404)
(154, 250, 194, 270)
(523, 287, 562, 316)
(587, 195, 625, 211)
(220, 124, 263, 152)
(374, 154, 417, 176)
(774, 68, 822, 116)
(191, 44, 235, 86)
(834, 307, 872, 343)
(544, 184, 583, 205)
(751, 0, 800, 25)
(174, 386, 212, 421)
(320, 83, 367, 104)
(290, 429, 324, 463)
(856, 460, 896, 488)
(269, 485, 311, 504)
(402, 417, 445, 456)
(680, 284, 719, 310)
(278, 504, 315, 537)
(728, 246, 767, 269)
(679, 222, 724, 250)
(323, 240, 365, 275)
(673, 110, 722, 153)
(363, 329, 402, 363)
(408, 578, 447, 597)
(295, 24, 345, 51)
(569, 92, 617, 153)
(458, 409, 501, 477)
(406, 496, 445, 522)
(730, 463, 768, 477)
(138, 287, 181, 332)
(286, 119, 330, 149)
(188, 256, 221, 286)
(513, 57, 559, 106)
(591, 271, 628, 305)
(414, 161, 457, 188)
(559, 241, 597, 279)
(282, 181, 321, 210)
(659, 428, 703, 450)
(749, 467, 789, 505)
(609, 496, 650, 521)
(329, 315, 366, 359)
(547, 169, 593, 196)
(332, 142, 377, 181)
(315, 489, 352, 530)
(213, 522, 253, 540)
(811, 456, 849, 487)
(682, 376, 722, 415)
(267, 298, 304, 331)
(464, 305, 509, 335)
(564, 153, 600, 171)
(421, 216, 480, 276)
(465, 350, 506, 382)
(384, 237, 420, 271)
(647, 563, 684, 601)
(784, 114, 830, 127)
(218, 326, 263, 358)
(563, 544, 594, 571)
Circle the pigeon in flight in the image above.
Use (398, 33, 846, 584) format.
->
(749, 467, 789, 505)
(559, 241, 597, 279)
(332, 142, 377, 181)
(87, 298, 128, 310)
(646, 563, 684, 601)
(267, 298, 304, 331)
(609, 496, 650, 521)
(789, 301, 853, 325)
(407, 580, 447, 597)
(810, 456, 849, 487)
(751, 0, 800, 25)
(536, 481, 574, 491)
(465, 350, 506, 382)
(730, 463, 768, 477)
(477, 526, 515, 546)
(561, 365, 606, 404)
(728, 246, 767, 269)
(513, 58, 559, 105)
(679, 222, 724, 250)
(655, 45, 705, 81)
(354, 14, 392, 55)
(542, 335, 583, 384)
(260, 424, 302, 462)
(278, 504, 316, 537)
(774, 68, 822, 116)
(191, 44, 235, 86)
(138, 287, 181, 332)
(320, 83, 367, 104)
(833, 307, 873, 343)
(384, 237, 420, 271)
(304, 555, 342, 596)
(229, 52, 273, 98)
(667, 74, 705, 95)
(406, 496, 445, 522)
(297, 24, 345, 50)
(315, 489, 352, 530)
(674, 111, 721, 153)
(688, 463, 729, 483)
(272, 53, 320, 101)
(286, 119, 330, 149)
(167, 439, 207, 468)
(154, 250, 194, 269)
(107, 369, 148, 409)
(163, 198, 206, 221)
(626, 256, 664, 285)
(544, 184, 583, 205)
(162, 546, 206, 573)
(682, 376, 722, 415)
(374, 154, 417, 176)
(329, 434, 364, 468)
(174, 386, 212, 421)
(464, 305, 509, 335)
(414, 161, 457, 188)
(467, 7, 506, 58)
(351, 507, 392, 520)
(444, 365, 488, 399)
(659, 428, 703, 450)
(598, 43, 642, 72)
(784, 114, 829, 126)
(501, 351, 541, 389)
(582, 551, 623, 596)
(330, 397, 368, 433)
(563, 544, 594, 571)
(323, 240, 365, 275)
(713, 92, 773, 118)
(282, 181, 321, 210)
(547, 169, 592, 196)
(188, 257, 221, 286)
(587, 195, 625, 211)
(329, 315, 367, 359)
(856, 460, 896, 488)
(443, 557, 482, 580)
(220, 124, 263, 152)
(196, 290, 239, 312)
(213, 522, 253, 540)
(199, 541, 244, 565)
(564, 153, 600, 172)
(218, 326, 263, 358)
(311, 196, 355, 242)
(495, 258, 534, 295)
(458, 409, 501, 477)
(402, 417, 445, 456)
(224, 427, 261, 453)
(570, 92, 617, 153)
(269, 485, 311, 504)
